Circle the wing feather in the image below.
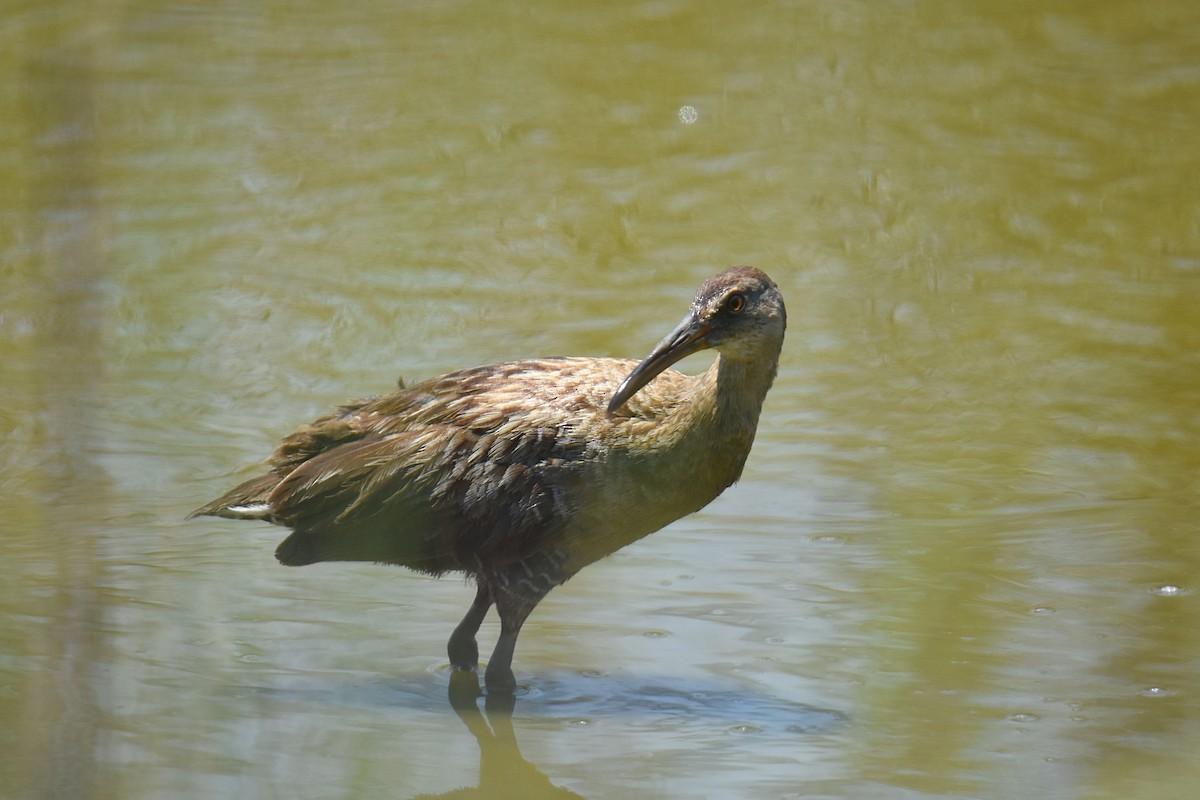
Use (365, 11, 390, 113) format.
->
(193, 356, 697, 573)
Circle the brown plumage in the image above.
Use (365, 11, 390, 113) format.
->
(191, 267, 786, 690)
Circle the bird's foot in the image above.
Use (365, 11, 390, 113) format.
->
(483, 662, 517, 694)
(447, 635, 480, 671)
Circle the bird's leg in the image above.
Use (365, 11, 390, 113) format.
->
(480, 550, 568, 691)
(484, 589, 539, 692)
(448, 580, 492, 671)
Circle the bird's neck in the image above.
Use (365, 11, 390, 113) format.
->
(649, 349, 779, 494)
(709, 349, 779, 434)
(568, 349, 780, 569)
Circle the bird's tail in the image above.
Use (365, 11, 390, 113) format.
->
(187, 473, 280, 520)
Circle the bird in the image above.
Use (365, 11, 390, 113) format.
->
(190, 266, 786, 690)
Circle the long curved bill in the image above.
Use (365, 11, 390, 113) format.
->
(607, 310, 713, 413)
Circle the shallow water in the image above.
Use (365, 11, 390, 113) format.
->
(3, 2, 1199, 798)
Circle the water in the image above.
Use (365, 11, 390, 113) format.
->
(3, 1, 1199, 798)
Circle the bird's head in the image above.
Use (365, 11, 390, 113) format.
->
(607, 266, 786, 413)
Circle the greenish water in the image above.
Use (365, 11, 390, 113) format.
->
(2, 2, 1198, 798)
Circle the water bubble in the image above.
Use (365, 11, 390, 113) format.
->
(1030, 606, 1056, 615)
(1150, 584, 1186, 597)
(1008, 712, 1040, 723)
(1140, 686, 1173, 698)
(729, 724, 761, 734)
(678, 105, 698, 124)
(642, 629, 670, 639)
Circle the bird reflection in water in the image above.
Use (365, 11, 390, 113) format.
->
(192, 268, 785, 690)
(404, 672, 585, 800)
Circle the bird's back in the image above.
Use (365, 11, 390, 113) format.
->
(193, 356, 704, 575)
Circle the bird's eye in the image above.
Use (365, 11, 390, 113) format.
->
(725, 293, 746, 314)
